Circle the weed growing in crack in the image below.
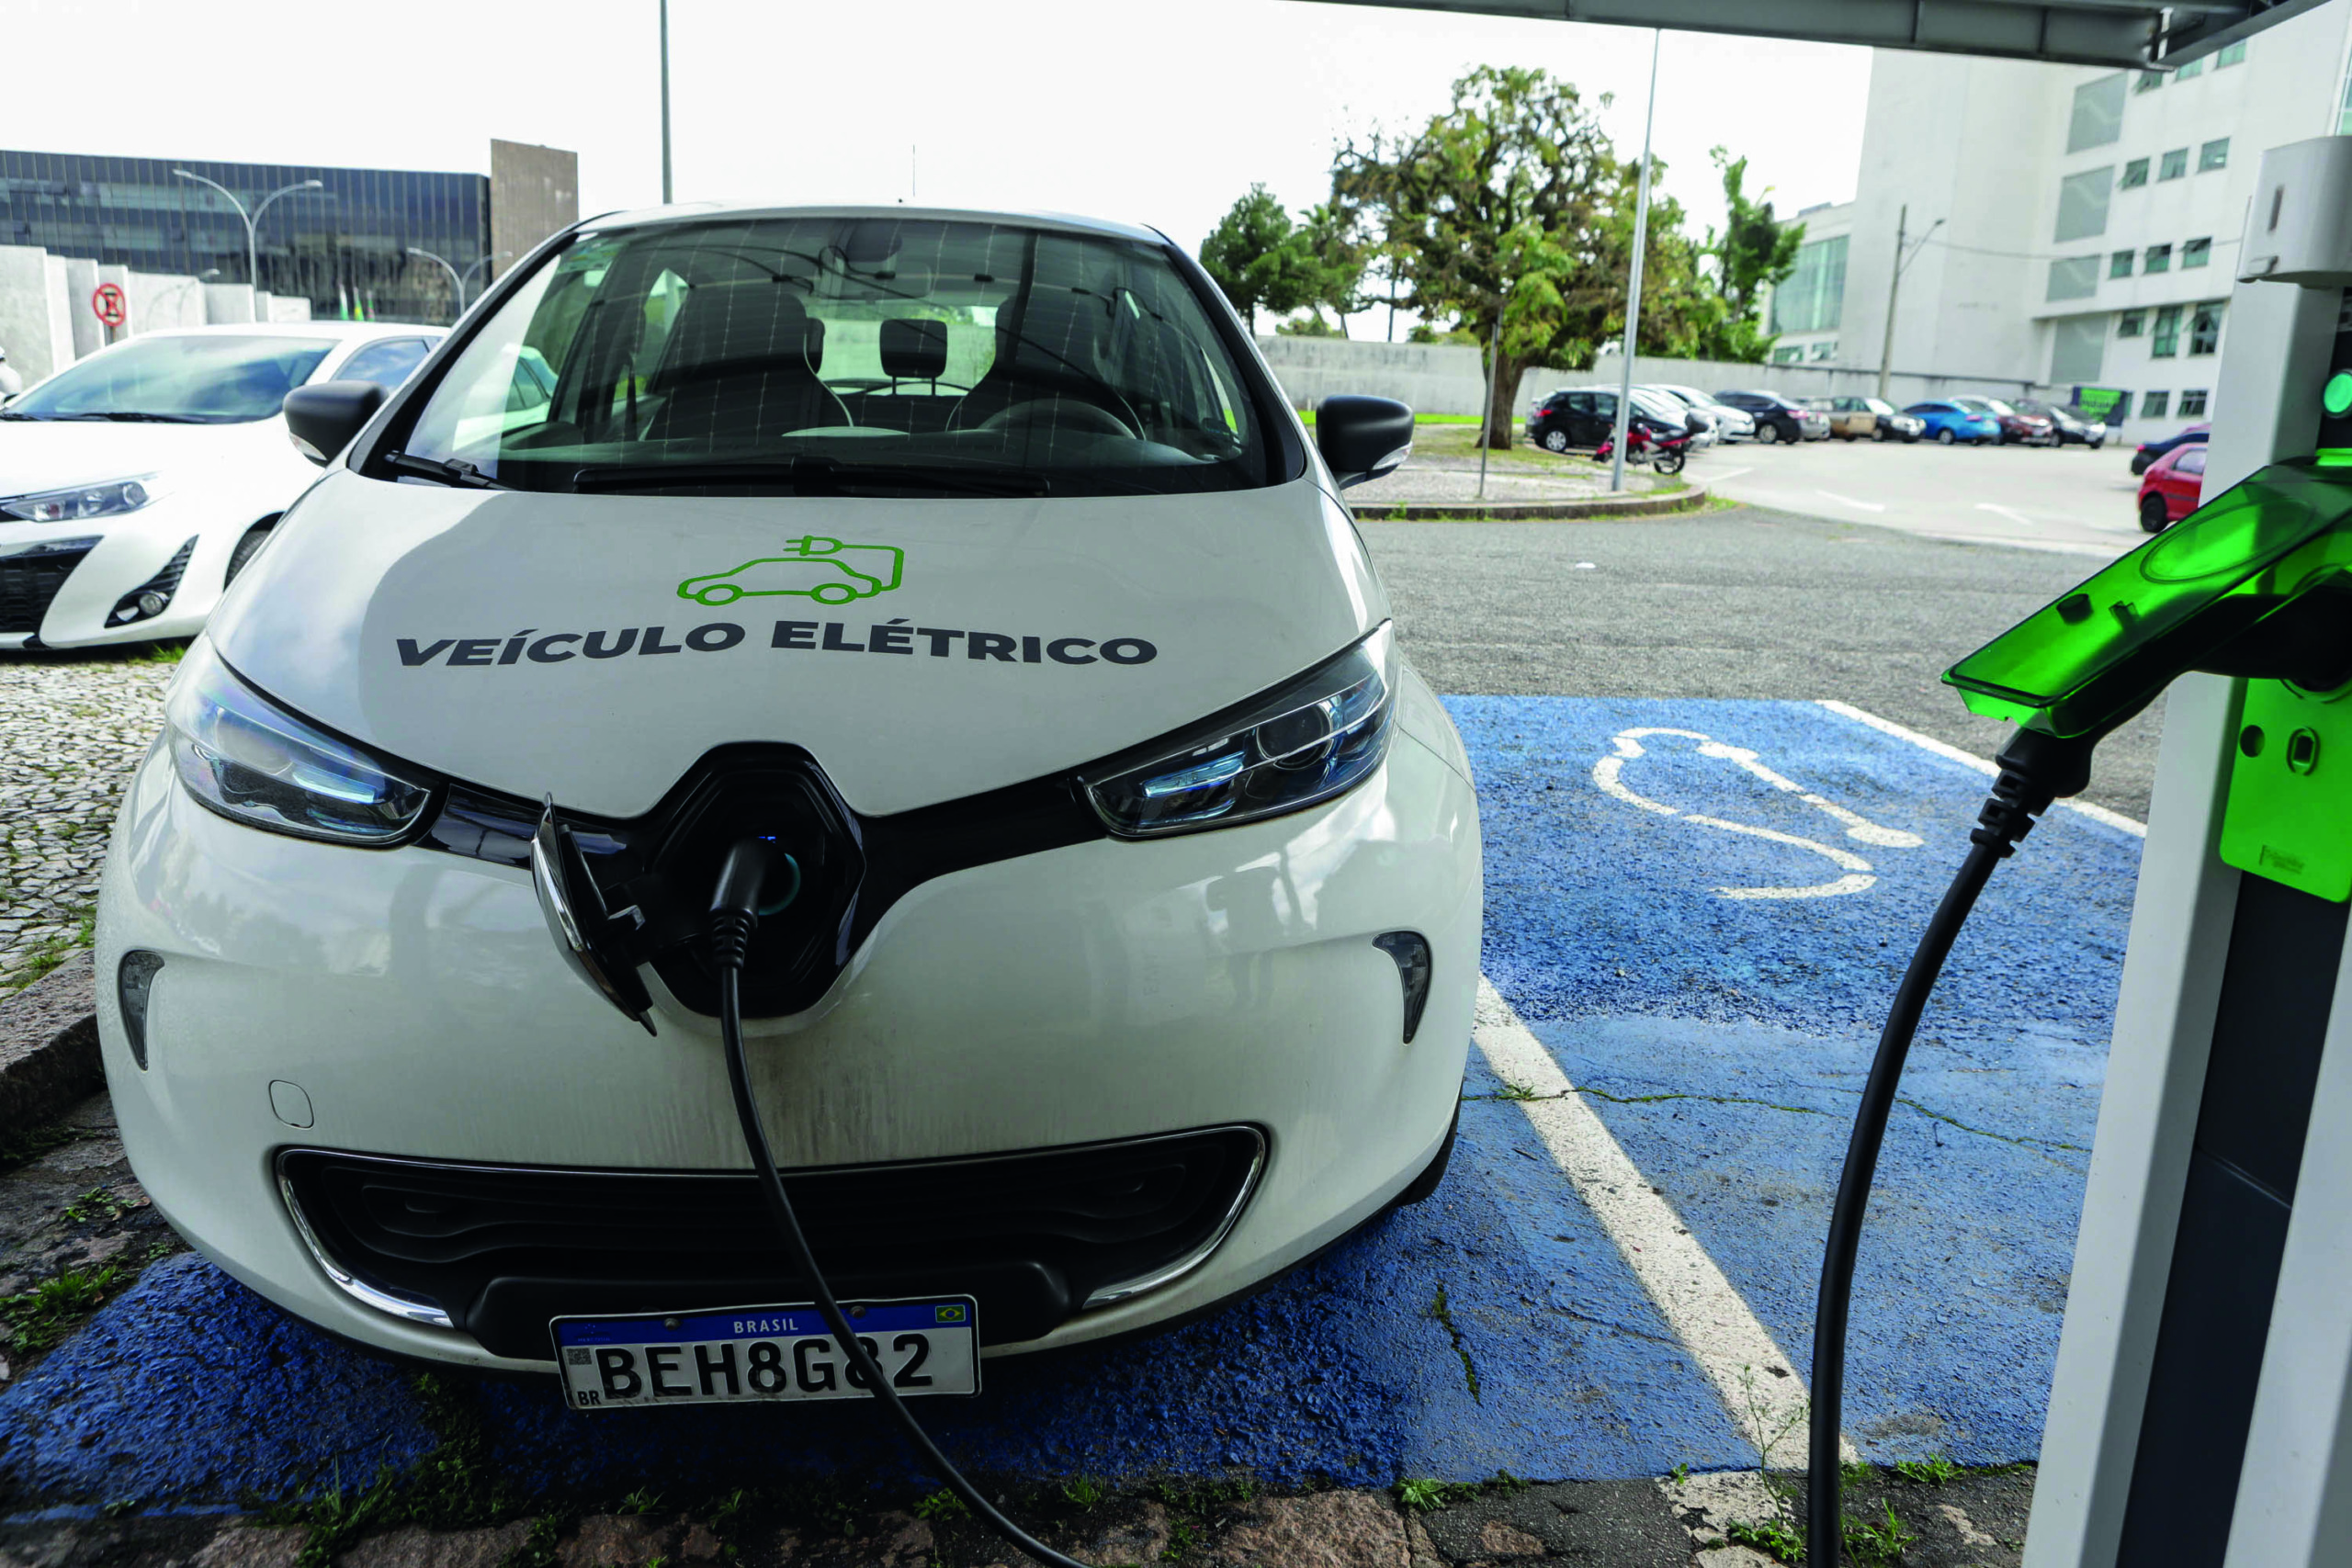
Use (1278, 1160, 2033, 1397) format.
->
(915, 1489, 968, 1521)
(1894, 1454, 1958, 1486)
(2, 1261, 126, 1356)
(1427, 1283, 1481, 1401)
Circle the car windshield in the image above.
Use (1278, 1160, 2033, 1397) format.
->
(1864, 399, 1894, 415)
(395, 216, 1272, 498)
(5, 334, 334, 423)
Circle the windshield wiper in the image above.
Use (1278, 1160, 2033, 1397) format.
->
(571, 457, 1049, 498)
(383, 452, 513, 491)
(90, 411, 213, 423)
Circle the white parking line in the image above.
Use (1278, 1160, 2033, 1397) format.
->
(1815, 699, 2147, 839)
(1474, 976, 1838, 1462)
(1814, 490, 1886, 513)
(1973, 502, 2040, 529)
(1707, 467, 1754, 482)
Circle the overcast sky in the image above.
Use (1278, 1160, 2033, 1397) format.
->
(12, 0, 1875, 333)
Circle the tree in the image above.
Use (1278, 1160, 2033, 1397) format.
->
(1693, 149, 1804, 363)
(1335, 66, 1655, 449)
(1295, 201, 1373, 335)
(1199, 186, 1317, 333)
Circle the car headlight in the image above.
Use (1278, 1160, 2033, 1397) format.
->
(1081, 624, 1396, 837)
(1, 474, 160, 523)
(166, 641, 434, 845)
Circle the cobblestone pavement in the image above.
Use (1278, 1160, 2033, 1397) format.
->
(0, 655, 174, 990)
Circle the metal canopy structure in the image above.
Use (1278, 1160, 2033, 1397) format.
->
(1303, 0, 2329, 70)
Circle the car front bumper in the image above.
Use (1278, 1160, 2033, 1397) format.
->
(96, 716, 1481, 1372)
(0, 496, 235, 649)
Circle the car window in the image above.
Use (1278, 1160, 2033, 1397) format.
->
(5, 333, 335, 423)
(1566, 392, 1598, 415)
(1863, 399, 1894, 415)
(336, 338, 434, 389)
(2177, 447, 2206, 475)
(399, 216, 1274, 498)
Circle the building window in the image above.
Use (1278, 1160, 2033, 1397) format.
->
(2068, 73, 2128, 152)
(2055, 167, 2115, 242)
(2121, 158, 2151, 188)
(2152, 305, 2183, 356)
(2179, 389, 2210, 416)
(2143, 390, 2170, 420)
(1770, 233, 1848, 333)
(2199, 138, 2230, 174)
(2189, 301, 2224, 355)
(2048, 256, 2102, 301)
(2118, 309, 2145, 337)
(2110, 250, 2135, 278)
(1807, 340, 1838, 362)
(1770, 344, 1804, 364)
(2174, 56, 2204, 81)
(2216, 41, 2246, 67)
(2052, 315, 2107, 383)
(2160, 148, 2189, 180)
(2183, 237, 2211, 269)
(2145, 243, 2173, 274)
(2136, 71, 2165, 93)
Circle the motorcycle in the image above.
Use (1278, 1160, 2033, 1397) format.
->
(1593, 422, 1694, 477)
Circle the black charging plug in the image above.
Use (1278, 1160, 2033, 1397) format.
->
(708, 839, 786, 971)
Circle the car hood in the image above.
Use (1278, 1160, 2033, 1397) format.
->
(0, 416, 285, 493)
(209, 468, 1388, 818)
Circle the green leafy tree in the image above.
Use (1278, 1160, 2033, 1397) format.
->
(1693, 149, 1804, 363)
(1199, 186, 1317, 333)
(1335, 66, 1690, 448)
(1296, 201, 1374, 334)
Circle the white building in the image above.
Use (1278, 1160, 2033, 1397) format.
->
(1812, 0, 2352, 426)
(1764, 200, 1852, 365)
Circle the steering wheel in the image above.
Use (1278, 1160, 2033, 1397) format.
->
(979, 396, 1137, 440)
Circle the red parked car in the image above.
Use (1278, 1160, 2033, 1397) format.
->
(2138, 443, 2205, 532)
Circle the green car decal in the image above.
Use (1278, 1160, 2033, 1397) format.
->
(677, 536, 905, 607)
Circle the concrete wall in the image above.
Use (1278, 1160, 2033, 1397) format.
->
(203, 282, 256, 324)
(61, 256, 100, 360)
(490, 139, 580, 282)
(126, 270, 209, 332)
(1252, 335, 1488, 414)
(0, 245, 73, 386)
(266, 295, 311, 322)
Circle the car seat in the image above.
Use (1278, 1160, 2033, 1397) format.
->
(646, 282, 851, 447)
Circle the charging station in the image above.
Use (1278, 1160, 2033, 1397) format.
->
(2021, 135, 2352, 1568)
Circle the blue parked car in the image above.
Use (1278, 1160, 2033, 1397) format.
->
(1903, 400, 2001, 445)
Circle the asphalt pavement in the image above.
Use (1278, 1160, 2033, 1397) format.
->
(1690, 437, 2150, 557)
(1361, 504, 2163, 823)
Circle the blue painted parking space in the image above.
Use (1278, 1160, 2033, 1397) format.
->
(0, 696, 2134, 1510)
(1449, 695, 2139, 1465)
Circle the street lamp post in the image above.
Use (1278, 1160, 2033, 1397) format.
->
(1874, 207, 1944, 402)
(459, 251, 514, 307)
(405, 249, 468, 323)
(660, 0, 674, 202)
(172, 172, 329, 302)
(1608, 28, 1662, 495)
(153, 267, 221, 328)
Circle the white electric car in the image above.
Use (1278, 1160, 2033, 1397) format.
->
(1, 322, 445, 649)
(94, 206, 1481, 1379)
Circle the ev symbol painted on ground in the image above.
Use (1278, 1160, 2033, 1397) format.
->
(677, 536, 906, 607)
(1591, 727, 1925, 898)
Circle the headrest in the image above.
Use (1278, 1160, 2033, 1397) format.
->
(664, 282, 820, 376)
(879, 318, 948, 381)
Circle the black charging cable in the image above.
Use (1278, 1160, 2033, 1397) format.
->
(1805, 729, 2090, 1565)
(708, 838, 1094, 1568)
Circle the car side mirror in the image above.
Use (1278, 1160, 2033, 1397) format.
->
(283, 380, 388, 466)
(1317, 395, 1415, 490)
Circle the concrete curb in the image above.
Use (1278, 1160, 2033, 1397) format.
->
(1351, 481, 1711, 522)
(0, 952, 102, 1132)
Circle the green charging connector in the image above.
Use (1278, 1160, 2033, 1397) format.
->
(1944, 459, 2352, 741)
(1944, 457, 2352, 905)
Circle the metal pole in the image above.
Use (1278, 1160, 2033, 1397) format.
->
(1876, 205, 1905, 403)
(660, 0, 674, 203)
(1478, 312, 1499, 501)
(1609, 28, 1660, 494)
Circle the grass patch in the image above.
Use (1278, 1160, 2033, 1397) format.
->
(1296, 411, 1482, 427)
(3, 905, 95, 993)
(3, 1262, 128, 1357)
(914, 1488, 967, 1521)
(1894, 1454, 1958, 1486)
(140, 640, 189, 664)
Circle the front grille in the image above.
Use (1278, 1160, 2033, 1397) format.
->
(0, 537, 97, 634)
(280, 1127, 1264, 1359)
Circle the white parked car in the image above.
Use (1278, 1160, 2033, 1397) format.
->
(96, 206, 1480, 1387)
(0, 323, 445, 649)
(1645, 382, 1756, 443)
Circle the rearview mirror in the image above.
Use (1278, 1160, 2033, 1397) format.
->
(1317, 395, 1414, 491)
(283, 380, 388, 466)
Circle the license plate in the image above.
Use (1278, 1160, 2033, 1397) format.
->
(552, 1296, 978, 1412)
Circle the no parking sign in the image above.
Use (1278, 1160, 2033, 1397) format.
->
(91, 282, 128, 330)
